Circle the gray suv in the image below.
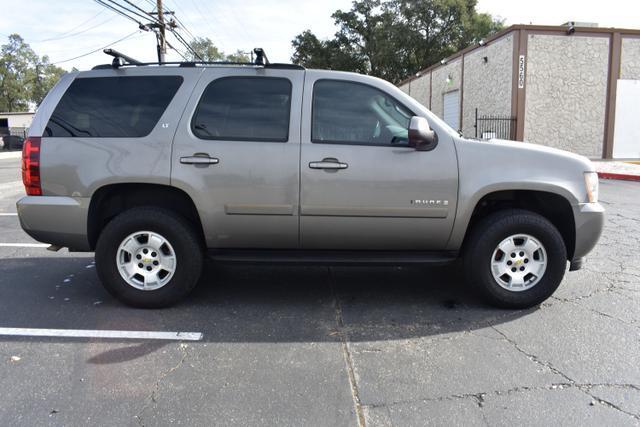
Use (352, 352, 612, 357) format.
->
(17, 56, 604, 308)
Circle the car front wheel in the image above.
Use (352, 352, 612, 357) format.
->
(464, 209, 567, 309)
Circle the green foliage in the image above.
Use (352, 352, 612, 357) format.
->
(224, 50, 251, 63)
(0, 34, 67, 112)
(291, 0, 504, 84)
(187, 37, 250, 62)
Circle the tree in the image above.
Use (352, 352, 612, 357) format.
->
(291, 30, 367, 73)
(291, 0, 504, 84)
(187, 37, 250, 62)
(31, 56, 67, 106)
(0, 34, 37, 111)
(0, 34, 67, 111)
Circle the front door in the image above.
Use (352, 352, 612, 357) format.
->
(299, 73, 459, 250)
(171, 67, 303, 248)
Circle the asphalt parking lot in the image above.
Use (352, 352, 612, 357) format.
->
(0, 154, 639, 426)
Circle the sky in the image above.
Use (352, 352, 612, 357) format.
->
(0, 0, 639, 72)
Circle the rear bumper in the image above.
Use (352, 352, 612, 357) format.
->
(16, 196, 91, 251)
(571, 202, 605, 264)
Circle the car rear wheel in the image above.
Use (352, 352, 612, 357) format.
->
(463, 209, 567, 309)
(96, 207, 203, 308)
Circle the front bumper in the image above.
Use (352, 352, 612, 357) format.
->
(16, 196, 91, 251)
(571, 202, 605, 264)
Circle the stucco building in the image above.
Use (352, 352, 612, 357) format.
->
(398, 24, 640, 159)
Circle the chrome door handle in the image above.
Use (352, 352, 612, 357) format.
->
(180, 156, 219, 165)
(309, 160, 348, 170)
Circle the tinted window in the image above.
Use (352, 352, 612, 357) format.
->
(192, 77, 291, 142)
(45, 76, 183, 138)
(312, 80, 414, 146)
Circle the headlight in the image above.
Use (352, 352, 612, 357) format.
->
(584, 172, 599, 203)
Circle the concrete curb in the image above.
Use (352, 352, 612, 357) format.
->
(597, 172, 640, 182)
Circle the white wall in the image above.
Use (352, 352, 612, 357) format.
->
(613, 79, 640, 158)
(0, 114, 34, 128)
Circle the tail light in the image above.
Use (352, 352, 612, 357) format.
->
(22, 136, 42, 196)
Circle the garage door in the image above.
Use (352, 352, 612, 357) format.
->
(443, 90, 460, 131)
(613, 80, 640, 159)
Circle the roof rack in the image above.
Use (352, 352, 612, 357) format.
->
(92, 48, 304, 71)
(103, 48, 143, 67)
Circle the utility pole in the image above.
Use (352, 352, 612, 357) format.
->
(147, 0, 175, 63)
(155, 0, 166, 63)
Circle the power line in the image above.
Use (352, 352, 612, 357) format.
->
(51, 31, 142, 65)
(33, 15, 117, 44)
(140, 0, 156, 9)
(103, 0, 156, 24)
(165, 39, 187, 61)
(94, 0, 145, 26)
(168, 27, 202, 60)
(188, 0, 223, 46)
(93, 0, 202, 63)
(121, 0, 161, 24)
(172, 14, 197, 42)
(35, 9, 107, 42)
(163, 0, 203, 42)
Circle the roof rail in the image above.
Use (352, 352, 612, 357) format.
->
(92, 47, 304, 70)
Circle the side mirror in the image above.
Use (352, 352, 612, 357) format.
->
(408, 116, 438, 151)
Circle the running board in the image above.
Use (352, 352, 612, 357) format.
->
(207, 249, 458, 266)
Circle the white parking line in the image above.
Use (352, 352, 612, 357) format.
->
(0, 213, 18, 216)
(0, 151, 22, 160)
(0, 181, 22, 192)
(0, 243, 49, 247)
(0, 327, 203, 341)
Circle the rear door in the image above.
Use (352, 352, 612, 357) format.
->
(299, 72, 459, 250)
(171, 67, 304, 248)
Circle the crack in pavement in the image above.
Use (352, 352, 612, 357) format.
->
(363, 382, 640, 417)
(489, 325, 574, 383)
(134, 343, 192, 426)
(550, 291, 640, 330)
(490, 325, 640, 421)
(328, 267, 366, 427)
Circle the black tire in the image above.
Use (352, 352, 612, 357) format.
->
(95, 207, 203, 308)
(463, 209, 567, 309)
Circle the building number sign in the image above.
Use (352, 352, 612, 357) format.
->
(518, 55, 526, 89)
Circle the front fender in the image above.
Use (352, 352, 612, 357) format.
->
(446, 138, 592, 251)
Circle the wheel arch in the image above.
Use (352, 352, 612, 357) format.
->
(459, 189, 576, 260)
(87, 183, 205, 250)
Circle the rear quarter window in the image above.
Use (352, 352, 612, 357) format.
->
(45, 76, 183, 138)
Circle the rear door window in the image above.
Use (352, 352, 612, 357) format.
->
(45, 76, 183, 138)
(192, 77, 292, 142)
